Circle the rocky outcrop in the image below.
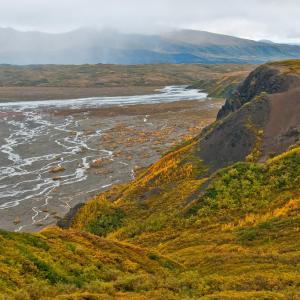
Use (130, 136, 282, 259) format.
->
(217, 64, 299, 119)
(198, 60, 300, 172)
(198, 96, 270, 171)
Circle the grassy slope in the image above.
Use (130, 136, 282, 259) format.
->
(268, 59, 300, 74)
(189, 70, 250, 98)
(2, 140, 300, 299)
(0, 228, 182, 299)
(71, 139, 300, 299)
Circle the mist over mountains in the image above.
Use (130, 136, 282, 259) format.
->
(1, 27, 300, 65)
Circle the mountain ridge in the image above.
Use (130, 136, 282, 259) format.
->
(1, 27, 300, 65)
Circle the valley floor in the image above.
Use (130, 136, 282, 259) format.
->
(0, 86, 160, 102)
(0, 98, 223, 232)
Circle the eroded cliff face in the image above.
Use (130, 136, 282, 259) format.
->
(262, 86, 300, 159)
(198, 60, 300, 172)
(198, 96, 270, 172)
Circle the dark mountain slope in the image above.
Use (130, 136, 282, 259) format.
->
(199, 60, 300, 171)
(217, 60, 300, 118)
(197, 95, 270, 171)
(263, 86, 300, 158)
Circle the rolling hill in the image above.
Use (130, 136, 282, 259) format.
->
(1, 27, 300, 64)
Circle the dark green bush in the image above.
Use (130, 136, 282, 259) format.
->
(87, 208, 125, 236)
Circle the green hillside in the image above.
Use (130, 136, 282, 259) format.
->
(1, 142, 300, 299)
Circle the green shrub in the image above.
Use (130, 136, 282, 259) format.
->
(87, 208, 125, 236)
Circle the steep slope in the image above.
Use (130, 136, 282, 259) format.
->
(1, 141, 300, 299)
(217, 60, 300, 118)
(1, 60, 300, 299)
(1, 28, 300, 64)
(199, 60, 300, 171)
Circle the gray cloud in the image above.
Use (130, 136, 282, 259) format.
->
(0, 0, 299, 42)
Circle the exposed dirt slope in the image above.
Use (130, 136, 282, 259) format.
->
(197, 96, 269, 171)
(263, 87, 300, 158)
(197, 59, 300, 171)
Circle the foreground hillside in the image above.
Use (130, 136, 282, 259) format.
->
(1, 143, 300, 299)
(1, 60, 300, 299)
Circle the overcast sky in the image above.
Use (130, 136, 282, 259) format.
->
(1, 0, 300, 43)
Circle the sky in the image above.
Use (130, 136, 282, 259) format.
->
(0, 0, 300, 43)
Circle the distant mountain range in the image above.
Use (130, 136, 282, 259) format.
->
(1, 27, 300, 65)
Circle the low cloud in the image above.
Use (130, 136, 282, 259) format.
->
(0, 0, 299, 42)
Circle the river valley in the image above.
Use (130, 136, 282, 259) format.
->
(0, 86, 223, 231)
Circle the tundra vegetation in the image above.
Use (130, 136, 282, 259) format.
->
(0, 64, 253, 101)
